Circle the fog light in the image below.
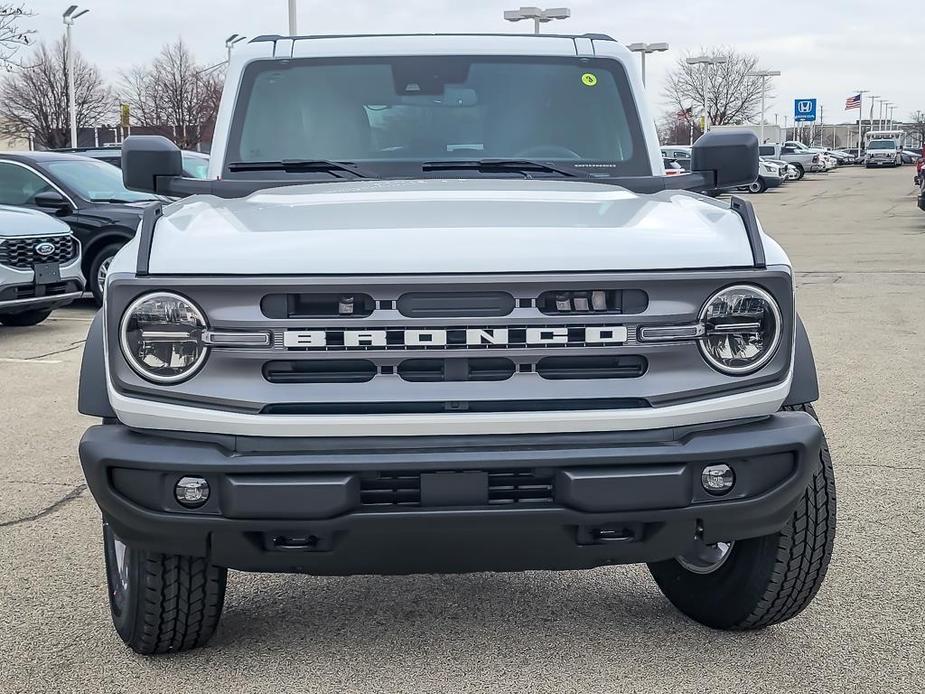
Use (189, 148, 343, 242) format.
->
(175, 476, 210, 508)
(701, 465, 735, 495)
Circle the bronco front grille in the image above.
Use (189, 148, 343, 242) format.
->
(0, 235, 78, 269)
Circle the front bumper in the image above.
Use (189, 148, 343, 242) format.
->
(79, 413, 823, 575)
(0, 258, 84, 314)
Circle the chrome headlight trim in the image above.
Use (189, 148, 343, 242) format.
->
(698, 284, 783, 376)
(119, 291, 210, 384)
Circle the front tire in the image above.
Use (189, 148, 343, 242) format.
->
(748, 178, 768, 194)
(648, 403, 836, 630)
(792, 164, 805, 180)
(88, 243, 124, 305)
(103, 521, 227, 654)
(0, 309, 52, 327)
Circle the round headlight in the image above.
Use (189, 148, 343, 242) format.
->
(120, 292, 208, 383)
(698, 285, 782, 375)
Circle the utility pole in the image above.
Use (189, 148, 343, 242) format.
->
(63, 5, 89, 149)
(746, 69, 781, 143)
(288, 0, 298, 35)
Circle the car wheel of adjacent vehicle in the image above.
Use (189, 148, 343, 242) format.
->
(793, 164, 805, 180)
(647, 403, 836, 630)
(89, 243, 124, 305)
(102, 521, 227, 654)
(0, 309, 53, 327)
(748, 178, 768, 194)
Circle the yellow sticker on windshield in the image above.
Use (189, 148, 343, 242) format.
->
(582, 73, 598, 87)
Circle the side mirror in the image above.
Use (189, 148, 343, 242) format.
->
(122, 135, 184, 194)
(33, 190, 70, 212)
(691, 130, 759, 189)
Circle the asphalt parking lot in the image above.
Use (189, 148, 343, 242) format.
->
(1, 166, 923, 693)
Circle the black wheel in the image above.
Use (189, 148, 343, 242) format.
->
(793, 164, 805, 180)
(648, 403, 836, 630)
(748, 178, 768, 194)
(103, 521, 227, 654)
(0, 309, 52, 327)
(88, 243, 124, 305)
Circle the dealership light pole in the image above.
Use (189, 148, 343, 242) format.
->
(225, 33, 246, 62)
(288, 0, 298, 35)
(687, 55, 728, 134)
(63, 5, 89, 149)
(627, 42, 669, 86)
(504, 6, 571, 34)
(746, 69, 781, 143)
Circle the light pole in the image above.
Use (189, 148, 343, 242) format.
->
(686, 55, 728, 134)
(225, 33, 246, 63)
(746, 69, 781, 143)
(627, 42, 669, 86)
(63, 5, 89, 149)
(878, 100, 887, 130)
(888, 105, 896, 130)
(287, 0, 298, 35)
(504, 6, 571, 34)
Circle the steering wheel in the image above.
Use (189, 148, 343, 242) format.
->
(515, 145, 582, 160)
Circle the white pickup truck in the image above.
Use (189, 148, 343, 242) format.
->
(77, 33, 835, 654)
(758, 143, 825, 178)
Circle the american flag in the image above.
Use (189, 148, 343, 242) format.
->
(845, 94, 862, 110)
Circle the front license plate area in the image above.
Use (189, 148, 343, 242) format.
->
(421, 471, 489, 506)
(33, 263, 61, 286)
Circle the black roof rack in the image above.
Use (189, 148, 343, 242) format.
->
(249, 32, 617, 43)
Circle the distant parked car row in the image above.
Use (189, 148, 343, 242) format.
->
(55, 146, 210, 179)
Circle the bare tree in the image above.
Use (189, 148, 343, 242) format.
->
(119, 39, 223, 149)
(0, 39, 111, 148)
(905, 111, 925, 148)
(663, 48, 770, 129)
(0, 3, 33, 70)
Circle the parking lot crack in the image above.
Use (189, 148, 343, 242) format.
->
(25, 340, 86, 361)
(0, 483, 87, 529)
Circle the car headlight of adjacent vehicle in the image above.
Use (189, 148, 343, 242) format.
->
(698, 285, 783, 375)
(120, 292, 209, 383)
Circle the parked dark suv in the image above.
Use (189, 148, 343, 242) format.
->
(54, 147, 210, 179)
(0, 152, 161, 302)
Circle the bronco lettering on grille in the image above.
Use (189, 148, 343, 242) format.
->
(283, 326, 629, 350)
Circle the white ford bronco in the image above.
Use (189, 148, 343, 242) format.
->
(77, 33, 836, 654)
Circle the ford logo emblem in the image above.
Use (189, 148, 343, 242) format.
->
(35, 242, 56, 257)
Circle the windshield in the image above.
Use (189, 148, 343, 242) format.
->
(226, 56, 650, 178)
(868, 140, 897, 150)
(182, 153, 210, 179)
(45, 159, 157, 202)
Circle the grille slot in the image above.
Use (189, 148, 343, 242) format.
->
(488, 470, 554, 505)
(359, 469, 554, 507)
(397, 292, 515, 318)
(360, 472, 422, 506)
(537, 289, 648, 315)
(398, 358, 515, 383)
(261, 293, 375, 319)
(536, 355, 647, 380)
(263, 360, 377, 384)
(0, 235, 78, 269)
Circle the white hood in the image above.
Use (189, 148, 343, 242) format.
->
(147, 179, 766, 274)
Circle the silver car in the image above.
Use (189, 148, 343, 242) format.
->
(0, 205, 84, 326)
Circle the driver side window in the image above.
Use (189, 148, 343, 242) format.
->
(0, 163, 52, 206)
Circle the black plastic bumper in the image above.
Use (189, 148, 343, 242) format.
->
(78, 414, 824, 575)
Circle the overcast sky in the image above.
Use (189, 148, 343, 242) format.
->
(23, 0, 921, 125)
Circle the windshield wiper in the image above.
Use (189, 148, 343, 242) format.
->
(422, 159, 595, 179)
(227, 160, 375, 178)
